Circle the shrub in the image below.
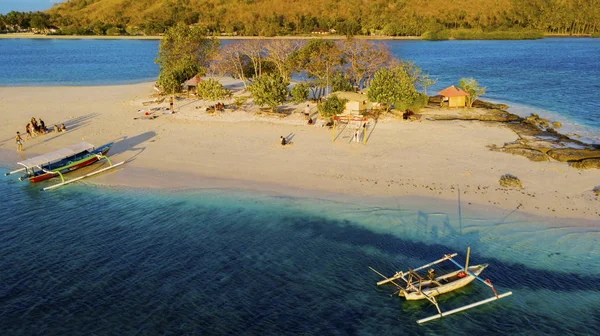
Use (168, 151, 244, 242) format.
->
(318, 94, 348, 119)
(196, 78, 231, 101)
(421, 30, 450, 41)
(290, 83, 309, 104)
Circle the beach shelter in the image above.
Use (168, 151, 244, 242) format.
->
(183, 76, 202, 95)
(333, 91, 372, 114)
(438, 85, 468, 108)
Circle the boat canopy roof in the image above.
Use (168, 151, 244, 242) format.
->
(17, 142, 95, 168)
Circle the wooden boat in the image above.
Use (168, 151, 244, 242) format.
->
(370, 247, 512, 324)
(5, 142, 124, 190)
(400, 264, 488, 300)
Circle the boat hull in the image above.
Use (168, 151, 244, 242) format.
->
(401, 264, 488, 300)
(27, 144, 113, 183)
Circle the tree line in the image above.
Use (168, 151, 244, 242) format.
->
(1, 0, 599, 37)
(157, 24, 441, 116)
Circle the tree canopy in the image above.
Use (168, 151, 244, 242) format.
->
(367, 64, 421, 112)
(248, 73, 289, 110)
(458, 78, 486, 108)
(2, 0, 592, 37)
(155, 23, 219, 94)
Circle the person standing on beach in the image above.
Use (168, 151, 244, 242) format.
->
(304, 104, 310, 119)
(25, 123, 32, 139)
(15, 132, 23, 152)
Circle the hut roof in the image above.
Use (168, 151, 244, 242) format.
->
(438, 85, 468, 97)
(183, 76, 202, 87)
(332, 91, 370, 102)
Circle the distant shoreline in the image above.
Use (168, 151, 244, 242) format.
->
(0, 33, 420, 40)
(1, 32, 593, 41)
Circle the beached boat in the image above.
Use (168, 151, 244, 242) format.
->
(5, 142, 124, 190)
(370, 248, 512, 324)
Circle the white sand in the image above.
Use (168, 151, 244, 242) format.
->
(0, 81, 599, 222)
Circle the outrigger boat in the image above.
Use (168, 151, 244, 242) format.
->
(370, 247, 512, 324)
(5, 142, 124, 191)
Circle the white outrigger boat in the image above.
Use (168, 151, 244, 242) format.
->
(370, 247, 512, 324)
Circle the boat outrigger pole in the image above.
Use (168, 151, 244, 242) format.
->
(42, 154, 124, 191)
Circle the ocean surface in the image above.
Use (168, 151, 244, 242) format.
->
(0, 172, 599, 335)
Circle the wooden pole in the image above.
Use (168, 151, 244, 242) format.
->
(331, 118, 337, 142)
(363, 117, 367, 144)
(464, 246, 471, 272)
(417, 291, 513, 324)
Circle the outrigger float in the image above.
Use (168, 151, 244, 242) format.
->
(5, 142, 124, 191)
(370, 247, 512, 324)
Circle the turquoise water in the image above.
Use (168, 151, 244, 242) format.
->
(1, 169, 599, 335)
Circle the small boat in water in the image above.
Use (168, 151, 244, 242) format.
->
(370, 247, 512, 324)
(5, 142, 124, 190)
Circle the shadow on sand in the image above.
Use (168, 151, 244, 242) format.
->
(110, 131, 157, 163)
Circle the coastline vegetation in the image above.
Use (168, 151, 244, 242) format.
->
(0, 0, 598, 39)
(422, 29, 544, 41)
(157, 25, 434, 113)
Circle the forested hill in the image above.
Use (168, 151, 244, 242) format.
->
(6, 0, 600, 36)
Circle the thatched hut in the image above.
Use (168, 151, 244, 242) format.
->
(438, 85, 468, 108)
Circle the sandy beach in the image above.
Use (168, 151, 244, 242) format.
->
(1, 81, 599, 222)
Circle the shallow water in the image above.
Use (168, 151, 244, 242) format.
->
(1, 170, 598, 335)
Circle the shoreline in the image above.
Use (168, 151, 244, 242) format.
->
(0, 33, 595, 41)
(1, 82, 599, 222)
(1, 153, 596, 230)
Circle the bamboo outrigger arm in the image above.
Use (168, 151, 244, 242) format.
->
(4, 167, 26, 176)
(42, 157, 125, 191)
(417, 291, 513, 324)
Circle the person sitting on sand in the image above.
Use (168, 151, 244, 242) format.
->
(39, 119, 46, 134)
(307, 118, 314, 125)
(15, 132, 23, 152)
(53, 124, 59, 133)
(280, 136, 287, 146)
(60, 123, 67, 132)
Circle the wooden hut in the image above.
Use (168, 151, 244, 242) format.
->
(183, 76, 202, 95)
(438, 85, 468, 108)
(334, 91, 372, 114)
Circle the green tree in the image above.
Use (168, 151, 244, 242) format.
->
(318, 94, 348, 120)
(367, 65, 420, 113)
(330, 71, 353, 92)
(197, 78, 231, 101)
(248, 73, 289, 111)
(289, 39, 343, 99)
(458, 78, 486, 107)
(290, 83, 309, 104)
(155, 23, 219, 94)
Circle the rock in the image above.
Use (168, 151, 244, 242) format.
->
(594, 186, 600, 196)
(570, 158, 600, 170)
(537, 118, 550, 128)
(499, 174, 523, 188)
(546, 148, 600, 162)
(552, 121, 562, 129)
(492, 147, 548, 162)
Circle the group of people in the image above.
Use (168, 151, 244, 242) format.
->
(25, 117, 47, 138)
(15, 117, 67, 151)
